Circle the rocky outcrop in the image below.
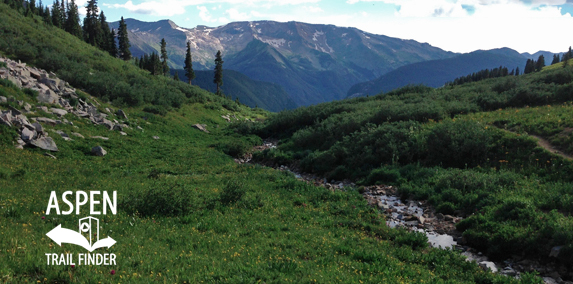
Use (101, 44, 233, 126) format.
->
(192, 124, 209, 133)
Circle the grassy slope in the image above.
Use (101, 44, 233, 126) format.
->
(253, 65, 573, 267)
(0, 4, 529, 284)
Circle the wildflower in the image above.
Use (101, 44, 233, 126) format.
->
(110, 270, 116, 275)
(41, 216, 45, 220)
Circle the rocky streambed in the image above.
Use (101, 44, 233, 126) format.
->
(239, 141, 569, 284)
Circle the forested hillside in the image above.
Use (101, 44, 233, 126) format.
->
(252, 62, 573, 273)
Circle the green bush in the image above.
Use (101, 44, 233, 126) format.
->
(426, 120, 490, 168)
(123, 184, 193, 216)
(219, 180, 246, 205)
(143, 105, 168, 116)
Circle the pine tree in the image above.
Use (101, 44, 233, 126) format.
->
(535, 55, 545, 72)
(99, 11, 111, 51)
(524, 59, 535, 74)
(109, 28, 118, 58)
(29, 0, 36, 15)
(117, 17, 131, 60)
(184, 41, 195, 85)
(552, 54, 560, 65)
(51, 0, 62, 28)
(214, 50, 224, 95)
(173, 72, 179, 81)
(59, 0, 65, 24)
(515, 66, 520, 76)
(43, 6, 52, 25)
(83, 0, 104, 47)
(64, 0, 82, 38)
(160, 38, 169, 76)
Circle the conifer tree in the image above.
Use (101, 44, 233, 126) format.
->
(515, 66, 520, 76)
(109, 28, 118, 58)
(59, 0, 65, 24)
(64, 0, 82, 38)
(173, 72, 179, 81)
(51, 0, 62, 28)
(99, 11, 111, 51)
(160, 38, 169, 76)
(552, 54, 560, 65)
(535, 55, 545, 72)
(214, 50, 224, 95)
(29, 0, 36, 15)
(117, 16, 131, 60)
(184, 41, 195, 85)
(43, 5, 52, 25)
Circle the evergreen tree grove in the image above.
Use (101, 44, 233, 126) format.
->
(214, 50, 224, 95)
(184, 41, 195, 85)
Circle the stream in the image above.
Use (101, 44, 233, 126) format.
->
(237, 141, 567, 284)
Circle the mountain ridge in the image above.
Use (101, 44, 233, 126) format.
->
(110, 18, 455, 106)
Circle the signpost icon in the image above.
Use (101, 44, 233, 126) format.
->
(79, 217, 99, 246)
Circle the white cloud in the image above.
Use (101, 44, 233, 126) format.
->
(302, 5, 323, 13)
(226, 8, 251, 20)
(104, 0, 188, 16)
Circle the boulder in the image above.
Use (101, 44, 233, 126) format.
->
(32, 122, 44, 133)
(0, 96, 7, 103)
(55, 130, 69, 138)
(0, 112, 12, 127)
(37, 89, 59, 104)
(101, 119, 114, 130)
(91, 146, 107, 156)
(50, 108, 68, 117)
(119, 131, 127, 136)
(549, 246, 563, 258)
(36, 117, 57, 126)
(7, 75, 22, 88)
(23, 102, 31, 111)
(29, 69, 41, 80)
(112, 124, 123, 131)
(30, 137, 58, 151)
(116, 109, 127, 119)
(192, 124, 209, 133)
(43, 153, 57, 159)
(21, 127, 36, 142)
(478, 261, 498, 273)
(90, 136, 109, 140)
(71, 132, 84, 138)
(152, 136, 160, 140)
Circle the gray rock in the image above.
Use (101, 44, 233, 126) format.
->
(91, 146, 107, 156)
(192, 124, 209, 133)
(152, 136, 160, 140)
(478, 261, 498, 273)
(500, 267, 517, 277)
(7, 75, 22, 88)
(21, 127, 35, 142)
(15, 145, 23, 150)
(55, 130, 69, 138)
(116, 109, 127, 119)
(37, 89, 59, 104)
(444, 215, 455, 222)
(136, 126, 143, 130)
(36, 117, 57, 126)
(50, 108, 68, 117)
(549, 246, 563, 257)
(8, 106, 21, 116)
(30, 137, 58, 151)
(0, 96, 6, 103)
(36, 106, 49, 113)
(0, 112, 12, 127)
(43, 153, 57, 159)
(112, 124, 123, 131)
(23, 102, 31, 111)
(71, 132, 84, 138)
(119, 131, 127, 136)
(436, 213, 444, 220)
(101, 119, 114, 130)
(90, 136, 109, 140)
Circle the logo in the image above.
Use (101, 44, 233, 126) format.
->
(46, 217, 116, 252)
(44, 191, 118, 266)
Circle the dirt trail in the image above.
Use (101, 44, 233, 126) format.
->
(530, 134, 573, 160)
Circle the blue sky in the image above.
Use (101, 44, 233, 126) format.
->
(79, 0, 573, 53)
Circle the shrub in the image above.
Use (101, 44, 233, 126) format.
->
(123, 184, 193, 216)
(219, 180, 246, 205)
(143, 105, 168, 116)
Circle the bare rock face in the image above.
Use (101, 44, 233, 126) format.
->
(91, 146, 107, 156)
(21, 127, 36, 142)
(30, 137, 58, 152)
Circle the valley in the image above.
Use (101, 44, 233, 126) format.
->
(0, 0, 572, 283)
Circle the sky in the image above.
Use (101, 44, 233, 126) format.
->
(79, 0, 573, 54)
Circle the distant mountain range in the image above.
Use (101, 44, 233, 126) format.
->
(110, 19, 454, 106)
(110, 19, 562, 109)
(171, 69, 296, 112)
(347, 48, 531, 98)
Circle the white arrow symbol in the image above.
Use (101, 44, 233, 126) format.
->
(46, 225, 116, 252)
